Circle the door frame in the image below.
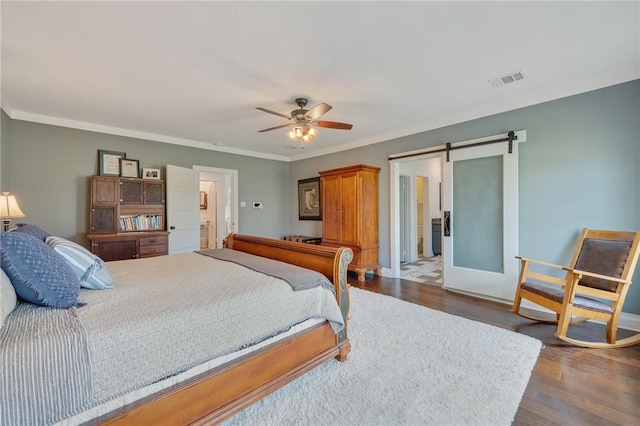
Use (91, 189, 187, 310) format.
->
(193, 165, 238, 246)
(390, 155, 441, 277)
(389, 131, 526, 299)
(399, 174, 412, 263)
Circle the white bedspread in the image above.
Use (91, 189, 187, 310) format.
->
(78, 252, 344, 405)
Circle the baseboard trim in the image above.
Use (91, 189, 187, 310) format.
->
(384, 268, 640, 332)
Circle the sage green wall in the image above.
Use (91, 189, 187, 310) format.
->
(2, 81, 638, 314)
(1, 110, 11, 189)
(289, 80, 640, 314)
(0, 119, 291, 243)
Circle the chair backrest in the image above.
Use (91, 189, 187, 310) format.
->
(569, 229, 640, 292)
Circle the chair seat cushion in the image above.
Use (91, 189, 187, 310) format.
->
(522, 280, 613, 314)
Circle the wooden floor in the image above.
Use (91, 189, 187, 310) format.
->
(348, 273, 640, 426)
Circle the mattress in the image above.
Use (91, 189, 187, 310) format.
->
(3, 251, 344, 425)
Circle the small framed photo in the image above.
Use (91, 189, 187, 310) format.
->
(200, 191, 208, 209)
(142, 168, 161, 180)
(119, 158, 140, 178)
(298, 177, 322, 220)
(98, 150, 126, 176)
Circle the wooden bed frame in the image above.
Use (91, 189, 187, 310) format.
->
(98, 233, 352, 425)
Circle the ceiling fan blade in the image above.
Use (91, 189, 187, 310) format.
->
(314, 120, 353, 130)
(257, 123, 292, 133)
(256, 107, 291, 120)
(305, 103, 332, 120)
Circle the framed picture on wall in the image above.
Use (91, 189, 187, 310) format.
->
(98, 150, 126, 176)
(298, 177, 322, 220)
(120, 158, 140, 178)
(200, 191, 208, 210)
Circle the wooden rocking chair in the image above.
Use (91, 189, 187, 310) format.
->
(512, 228, 640, 348)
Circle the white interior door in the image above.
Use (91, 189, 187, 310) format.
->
(166, 164, 200, 254)
(442, 135, 520, 301)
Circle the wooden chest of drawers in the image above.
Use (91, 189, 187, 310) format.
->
(139, 235, 168, 258)
(88, 231, 169, 261)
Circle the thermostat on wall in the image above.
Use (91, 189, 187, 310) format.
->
(252, 202, 263, 209)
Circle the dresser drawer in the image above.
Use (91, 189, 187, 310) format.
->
(139, 235, 167, 257)
(139, 243, 167, 257)
(140, 236, 167, 247)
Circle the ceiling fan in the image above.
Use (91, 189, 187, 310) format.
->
(256, 98, 353, 144)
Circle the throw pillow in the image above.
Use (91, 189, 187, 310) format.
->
(0, 232, 80, 308)
(11, 223, 51, 241)
(46, 236, 114, 290)
(0, 268, 18, 330)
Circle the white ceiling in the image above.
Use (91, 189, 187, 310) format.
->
(2, 1, 639, 162)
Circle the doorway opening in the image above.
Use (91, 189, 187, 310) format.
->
(193, 166, 238, 249)
(393, 157, 443, 283)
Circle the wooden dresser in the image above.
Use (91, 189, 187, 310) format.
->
(319, 164, 381, 281)
(88, 175, 169, 261)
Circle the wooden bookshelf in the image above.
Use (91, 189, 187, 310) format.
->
(88, 175, 169, 261)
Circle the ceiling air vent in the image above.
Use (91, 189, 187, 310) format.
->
(489, 69, 525, 88)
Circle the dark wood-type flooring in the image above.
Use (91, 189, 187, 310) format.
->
(347, 273, 640, 425)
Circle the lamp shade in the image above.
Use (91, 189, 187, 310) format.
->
(0, 192, 26, 219)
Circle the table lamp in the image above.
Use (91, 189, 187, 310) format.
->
(0, 192, 26, 232)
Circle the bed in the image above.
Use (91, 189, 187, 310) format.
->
(0, 230, 352, 425)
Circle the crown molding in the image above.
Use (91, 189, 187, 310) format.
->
(2, 108, 290, 162)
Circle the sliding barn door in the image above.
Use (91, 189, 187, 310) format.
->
(442, 141, 519, 301)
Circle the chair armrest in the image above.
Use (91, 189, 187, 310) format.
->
(562, 267, 631, 284)
(516, 256, 568, 270)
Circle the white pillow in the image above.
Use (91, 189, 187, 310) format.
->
(1, 268, 18, 329)
(45, 236, 114, 290)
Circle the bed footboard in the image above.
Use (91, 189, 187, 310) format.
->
(100, 234, 352, 425)
(225, 233, 352, 345)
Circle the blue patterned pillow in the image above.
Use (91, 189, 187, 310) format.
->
(0, 232, 80, 308)
(46, 236, 114, 290)
(11, 224, 51, 241)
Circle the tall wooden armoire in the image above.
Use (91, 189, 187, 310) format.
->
(319, 164, 381, 281)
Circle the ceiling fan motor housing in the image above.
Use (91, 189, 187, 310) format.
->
(294, 97, 309, 108)
(292, 98, 310, 120)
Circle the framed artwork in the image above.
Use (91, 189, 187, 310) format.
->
(200, 191, 208, 210)
(142, 168, 161, 180)
(298, 177, 322, 220)
(120, 158, 140, 178)
(98, 150, 126, 176)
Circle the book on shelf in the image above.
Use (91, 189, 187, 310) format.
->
(119, 215, 164, 232)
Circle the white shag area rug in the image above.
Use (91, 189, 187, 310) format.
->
(223, 287, 542, 426)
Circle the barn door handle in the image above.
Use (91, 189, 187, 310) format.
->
(443, 211, 451, 237)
